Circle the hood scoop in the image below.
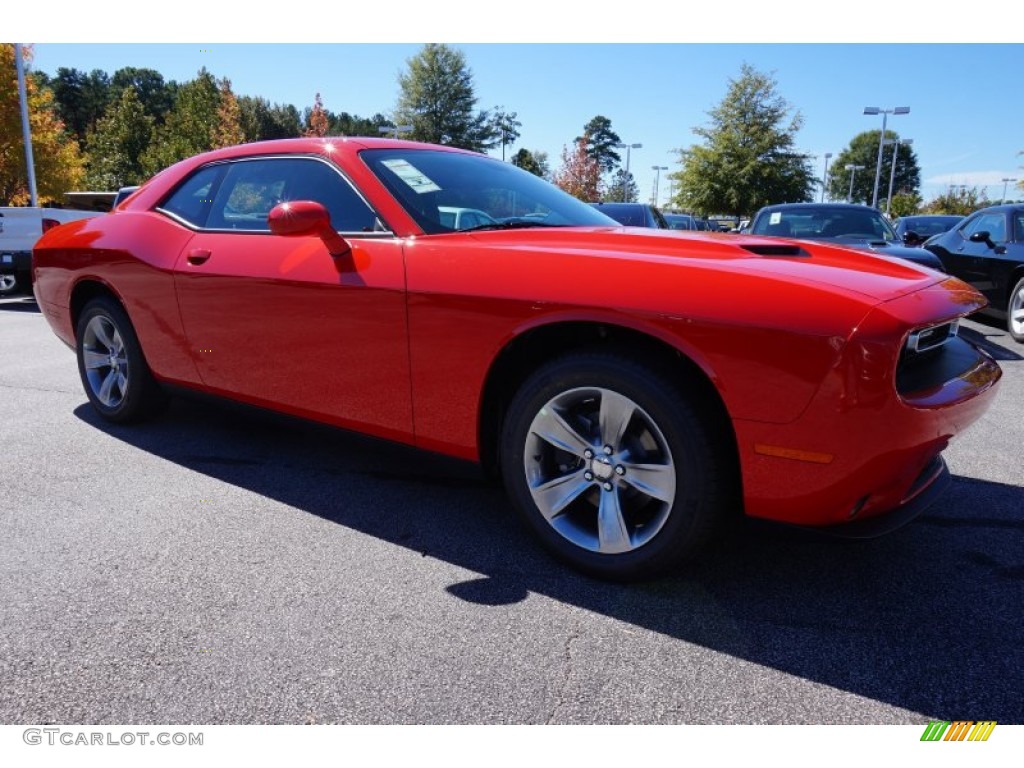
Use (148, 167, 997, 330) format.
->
(741, 244, 810, 258)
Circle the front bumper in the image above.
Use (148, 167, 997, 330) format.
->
(735, 282, 1001, 530)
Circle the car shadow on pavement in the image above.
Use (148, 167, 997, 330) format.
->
(74, 396, 1024, 723)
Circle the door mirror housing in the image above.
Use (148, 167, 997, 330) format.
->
(268, 201, 351, 258)
(968, 230, 1008, 254)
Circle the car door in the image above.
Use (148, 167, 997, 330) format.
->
(950, 211, 1011, 305)
(167, 155, 414, 441)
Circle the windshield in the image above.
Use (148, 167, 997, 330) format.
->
(752, 206, 899, 243)
(360, 148, 618, 234)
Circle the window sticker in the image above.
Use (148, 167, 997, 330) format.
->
(381, 159, 441, 194)
(769, 212, 782, 225)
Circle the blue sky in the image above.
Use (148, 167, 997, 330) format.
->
(11, 5, 1024, 208)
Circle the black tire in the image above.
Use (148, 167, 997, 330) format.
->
(1008, 276, 1024, 344)
(75, 296, 167, 422)
(500, 352, 733, 581)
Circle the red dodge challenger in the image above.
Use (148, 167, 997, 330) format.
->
(32, 138, 1002, 580)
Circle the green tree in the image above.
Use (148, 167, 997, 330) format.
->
(922, 186, 990, 216)
(331, 111, 390, 137)
(238, 96, 301, 141)
(827, 130, 920, 206)
(111, 67, 176, 124)
(47, 67, 112, 148)
(511, 148, 549, 178)
(490, 106, 521, 161)
(395, 44, 495, 151)
(603, 169, 638, 202)
(0, 44, 86, 204)
(553, 136, 602, 202)
(670, 63, 814, 218)
(888, 191, 922, 218)
(84, 86, 154, 189)
(577, 115, 621, 174)
(143, 68, 220, 174)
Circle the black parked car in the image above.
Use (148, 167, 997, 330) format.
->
(748, 203, 945, 271)
(893, 215, 964, 246)
(925, 204, 1024, 343)
(664, 213, 697, 230)
(589, 202, 668, 228)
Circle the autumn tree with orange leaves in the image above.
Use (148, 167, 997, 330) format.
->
(0, 44, 85, 204)
(553, 135, 602, 202)
(305, 93, 329, 138)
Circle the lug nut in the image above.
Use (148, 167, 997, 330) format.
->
(603, 445, 613, 455)
(584, 449, 594, 459)
(603, 482, 613, 492)
(615, 465, 625, 476)
(584, 471, 594, 481)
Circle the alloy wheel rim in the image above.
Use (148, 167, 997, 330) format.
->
(0, 275, 16, 291)
(523, 387, 676, 555)
(1011, 284, 1024, 336)
(82, 315, 129, 408)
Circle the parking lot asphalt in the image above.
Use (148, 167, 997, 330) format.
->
(1, 293, 1021, 724)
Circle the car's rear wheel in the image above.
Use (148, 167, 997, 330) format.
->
(500, 352, 732, 581)
(76, 296, 167, 422)
(1008, 276, 1024, 344)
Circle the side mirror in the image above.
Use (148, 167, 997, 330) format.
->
(968, 230, 1008, 254)
(903, 230, 922, 245)
(268, 201, 351, 259)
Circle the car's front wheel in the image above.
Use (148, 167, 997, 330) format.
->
(1008, 276, 1024, 344)
(75, 296, 167, 422)
(501, 352, 732, 580)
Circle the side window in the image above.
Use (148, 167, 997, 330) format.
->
(1014, 213, 1024, 243)
(205, 157, 380, 233)
(160, 165, 223, 227)
(958, 215, 983, 241)
(962, 213, 1007, 243)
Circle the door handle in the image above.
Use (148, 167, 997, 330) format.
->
(187, 248, 211, 265)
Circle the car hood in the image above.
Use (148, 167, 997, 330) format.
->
(463, 226, 947, 303)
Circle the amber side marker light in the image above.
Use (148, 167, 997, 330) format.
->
(753, 444, 834, 465)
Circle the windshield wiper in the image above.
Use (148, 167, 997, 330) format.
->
(459, 220, 571, 233)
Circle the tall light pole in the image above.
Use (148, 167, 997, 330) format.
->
(378, 124, 413, 139)
(613, 142, 642, 202)
(846, 164, 865, 203)
(863, 106, 909, 209)
(651, 165, 667, 206)
(884, 137, 912, 218)
(14, 43, 38, 207)
(820, 152, 833, 203)
(1002, 177, 1017, 203)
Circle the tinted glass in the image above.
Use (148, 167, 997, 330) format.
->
(205, 158, 378, 233)
(961, 212, 1008, 243)
(752, 206, 898, 242)
(362, 149, 617, 234)
(160, 165, 223, 227)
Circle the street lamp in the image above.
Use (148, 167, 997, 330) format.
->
(884, 137, 912, 218)
(863, 106, 909, 209)
(613, 142, 642, 202)
(845, 164, 865, 203)
(378, 124, 413, 139)
(820, 152, 833, 203)
(651, 165, 668, 206)
(1002, 177, 1017, 203)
